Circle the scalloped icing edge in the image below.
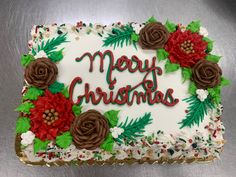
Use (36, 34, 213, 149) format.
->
(15, 135, 224, 166)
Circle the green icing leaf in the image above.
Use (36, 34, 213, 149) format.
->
(146, 16, 157, 23)
(34, 138, 49, 154)
(48, 48, 64, 63)
(20, 54, 34, 67)
(36, 33, 68, 55)
(188, 82, 197, 95)
(61, 86, 69, 98)
(103, 25, 136, 49)
(72, 104, 82, 117)
(131, 32, 139, 42)
(165, 20, 177, 33)
(179, 95, 215, 128)
(205, 54, 221, 63)
(100, 133, 114, 152)
(208, 86, 221, 105)
(220, 77, 230, 87)
(203, 37, 214, 53)
(48, 81, 65, 94)
(56, 131, 72, 149)
(157, 48, 169, 62)
(117, 112, 152, 143)
(104, 110, 119, 128)
(15, 102, 35, 114)
(23, 87, 44, 100)
(16, 117, 31, 133)
(165, 60, 180, 73)
(186, 20, 201, 33)
(181, 67, 192, 83)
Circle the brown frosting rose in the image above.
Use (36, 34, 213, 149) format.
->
(24, 58, 58, 89)
(71, 110, 109, 150)
(192, 60, 222, 89)
(138, 22, 170, 49)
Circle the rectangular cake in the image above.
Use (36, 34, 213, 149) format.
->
(15, 17, 230, 165)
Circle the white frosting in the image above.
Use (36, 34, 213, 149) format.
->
(34, 50, 48, 59)
(131, 23, 144, 34)
(196, 89, 209, 102)
(199, 27, 208, 37)
(56, 29, 211, 137)
(110, 127, 124, 138)
(20, 131, 35, 146)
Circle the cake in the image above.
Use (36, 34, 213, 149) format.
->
(15, 17, 230, 165)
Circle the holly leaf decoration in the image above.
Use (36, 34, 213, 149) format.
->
(34, 138, 49, 154)
(186, 20, 201, 33)
(48, 48, 64, 63)
(48, 81, 65, 94)
(103, 25, 136, 49)
(146, 16, 157, 23)
(188, 82, 197, 95)
(16, 117, 31, 133)
(205, 54, 221, 63)
(220, 77, 230, 87)
(165, 60, 180, 73)
(131, 33, 139, 42)
(23, 87, 44, 100)
(61, 86, 69, 98)
(15, 102, 35, 114)
(72, 104, 82, 117)
(100, 133, 114, 152)
(165, 20, 177, 33)
(181, 67, 192, 83)
(104, 110, 119, 128)
(203, 37, 214, 53)
(179, 95, 215, 129)
(20, 54, 34, 67)
(208, 86, 221, 105)
(56, 131, 72, 149)
(116, 112, 152, 143)
(157, 48, 169, 62)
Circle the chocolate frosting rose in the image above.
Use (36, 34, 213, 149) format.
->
(138, 22, 170, 49)
(24, 58, 58, 89)
(71, 110, 109, 150)
(192, 60, 222, 89)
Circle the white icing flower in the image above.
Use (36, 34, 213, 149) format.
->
(34, 50, 48, 59)
(110, 127, 124, 138)
(21, 131, 35, 146)
(131, 23, 144, 34)
(199, 27, 208, 37)
(196, 89, 209, 102)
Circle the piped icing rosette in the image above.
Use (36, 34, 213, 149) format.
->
(139, 22, 170, 49)
(71, 110, 109, 150)
(24, 58, 58, 89)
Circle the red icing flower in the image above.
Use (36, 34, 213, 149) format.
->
(165, 29, 207, 67)
(30, 90, 74, 141)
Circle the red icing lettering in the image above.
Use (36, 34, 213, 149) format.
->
(69, 50, 179, 107)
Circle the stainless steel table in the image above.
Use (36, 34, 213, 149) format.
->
(0, 0, 235, 176)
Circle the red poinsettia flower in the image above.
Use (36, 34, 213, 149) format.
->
(165, 29, 207, 67)
(30, 90, 74, 141)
